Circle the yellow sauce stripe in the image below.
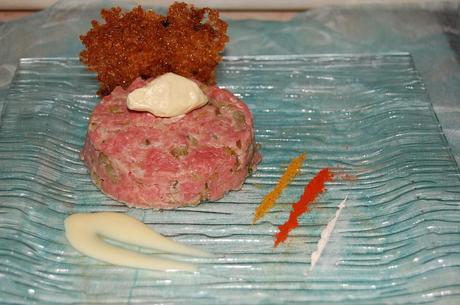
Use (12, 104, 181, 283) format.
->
(253, 153, 306, 224)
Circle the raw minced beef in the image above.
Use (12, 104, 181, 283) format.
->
(81, 78, 260, 209)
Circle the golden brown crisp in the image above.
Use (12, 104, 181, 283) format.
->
(80, 2, 228, 96)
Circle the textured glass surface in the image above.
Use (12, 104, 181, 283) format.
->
(1, 54, 459, 304)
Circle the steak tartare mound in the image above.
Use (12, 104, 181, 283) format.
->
(81, 78, 260, 209)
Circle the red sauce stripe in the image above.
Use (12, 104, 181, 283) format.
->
(274, 168, 334, 248)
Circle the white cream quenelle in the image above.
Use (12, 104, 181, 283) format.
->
(127, 72, 208, 117)
(65, 212, 210, 272)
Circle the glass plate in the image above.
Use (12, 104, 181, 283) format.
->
(1, 54, 459, 304)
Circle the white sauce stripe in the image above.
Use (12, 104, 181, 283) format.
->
(310, 195, 348, 271)
(65, 212, 210, 272)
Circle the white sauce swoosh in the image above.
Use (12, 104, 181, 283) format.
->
(65, 212, 210, 272)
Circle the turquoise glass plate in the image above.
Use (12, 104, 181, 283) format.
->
(1, 54, 459, 304)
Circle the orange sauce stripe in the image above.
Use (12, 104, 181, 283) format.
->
(252, 153, 306, 224)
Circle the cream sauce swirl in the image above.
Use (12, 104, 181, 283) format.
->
(65, 212, 210, 272)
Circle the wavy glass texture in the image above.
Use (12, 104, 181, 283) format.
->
(0, 54, 459, 304)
